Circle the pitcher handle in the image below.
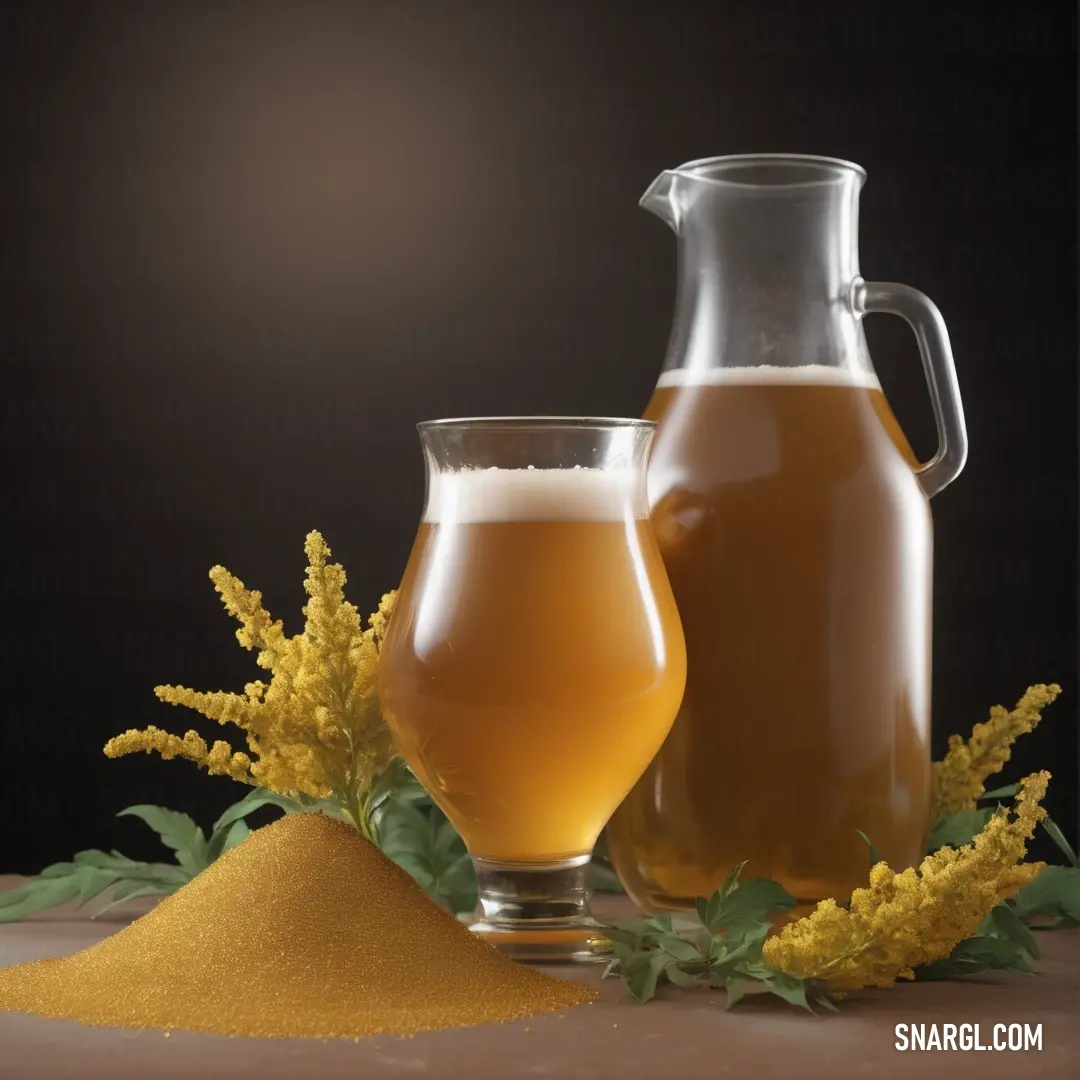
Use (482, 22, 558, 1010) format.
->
(852, 278, 969, 498)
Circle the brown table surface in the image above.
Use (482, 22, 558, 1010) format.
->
(0, 874, 1076, 1079)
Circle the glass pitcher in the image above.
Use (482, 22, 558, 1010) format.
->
(606, 154, 967, 911)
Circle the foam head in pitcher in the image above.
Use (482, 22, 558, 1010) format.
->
(656, 364, 882, 390)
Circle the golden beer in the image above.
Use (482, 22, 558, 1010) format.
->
(379, 465, 687, 864)
(606, 366, 933, 907)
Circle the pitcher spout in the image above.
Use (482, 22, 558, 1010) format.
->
(639, 170, 681, 232)
(640, 153, 870, 375)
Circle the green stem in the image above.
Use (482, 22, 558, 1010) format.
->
(338, 785, 376, 844)
(803, 935, 878, 981)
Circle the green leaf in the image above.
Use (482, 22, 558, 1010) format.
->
(717, 861, 749, 900)
(602, 876, 811, 1011)
(708, 932, 763, 974)
(914, 935, 1034, 981)
(694, 895, 710, 926)
(36, 861, 78, 880)
(695, 869, 748, 931)
(809, 985, 840, 1012)
(761, 971, 813, 1012)
(701, 877, 797, 936)
(436, 854, 478, 916)
(621, 952, 669, 1003)
(366, 758, 416, 811)
(925, 808, 995, 852)
(101, 877, 167, 906)
(431, 810, 463, 868)
(73, 849, 127, 869)
(205, 818, 252, 864)
(391, 851, 437, 890)
(71, 850, 190, 886)
(391, 778, 431, 806)
(221, 820, 251, 853)
(307, 796, 349, 821)
(377, 799, 476, 914)
(92, 882, 174, 918)
(77, 868, 121, 907)
(1041, 817, 1080, 868)
(617, 917, 659, 937)
(655, 933, 704, 964)
(106, 850, 150, 869)
(1012, 865, 1080, 926)
(0, 842, 199, 925)
(727, 959, 772, 981)
(129, 862, 190, 887)
(0, 875, 84, 922)
(431, 839, 475, 911)
(211, 789, 306, 834)
(703, 891, 725, 931)
(602, 926, 646, 950)
(665, 963, 703, 989)
(855, 830, 882, 867)
(732, 920, 772, 956)
(980, 784, 1020, 800)
(986, 902, 1040, 959)
(720, 977, 746, 1010)
(378, 799, 431, 854)
(118, 806, 210, 875)
(0, 794, 290, 926)
(368, 762, 430, 841)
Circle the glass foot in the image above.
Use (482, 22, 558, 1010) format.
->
(469, 855, 611, 963)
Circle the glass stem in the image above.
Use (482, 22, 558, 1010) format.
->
(468, 855, 608, 960)
(472, 855, 592, 926)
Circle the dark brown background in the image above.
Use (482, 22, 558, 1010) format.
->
(1, 0, 1077, 871)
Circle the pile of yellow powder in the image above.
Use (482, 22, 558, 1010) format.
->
(0, 813, 596, 1039)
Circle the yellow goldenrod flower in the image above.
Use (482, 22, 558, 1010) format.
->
(763, 771, 1050, 992)
(366, 592, 397, 651)
(105, 726, 206, 764)
(931, 684, 1061, 818)
(103, 531, 398, 840)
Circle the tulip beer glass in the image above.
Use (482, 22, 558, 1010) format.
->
(378, 418, 687, 960)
